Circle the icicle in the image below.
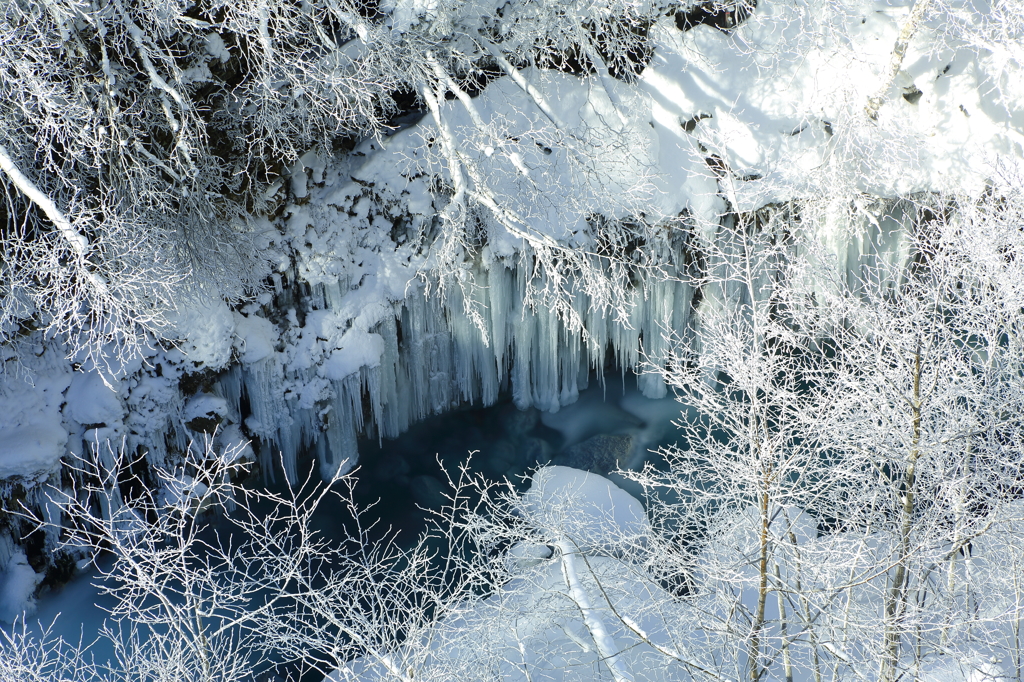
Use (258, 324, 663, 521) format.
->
(427, 294, 455, 415)
(558, 328, 580, 407)
(447, 265, 502, 408)
(241, 357, 292, 484)
(488, 261, 513, 384)
(372, 314, 402, 439)
(319, 375, 362, 480)
(584, 290, 609, 382)
(309, 283, 327, 311)
(511, 279, 536, 410)
(192, 247, 711, 484)
(0, 532, 14, 568)
(323, 276, 350, 311)
(606, 286, 642, 377)
(276, 419, 300, 485)
(217, 364, 244, 422)
(638, 275, 677, 399)
(532, 299, 560, 412)
(321, 414, 357, 480)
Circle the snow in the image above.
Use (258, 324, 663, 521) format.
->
(521, 467, 650, 553)
(65, 370, 123, 427)
(204, 33, 231, 63)
(0, 424, 67, 480)
(3, 0, 1021, 484)
(539, 389, 646, 450)
(322, 329, 386, 380)
(252, 0, 1024, 454)
(163, 473, 210, 510)
(0, 346, 71, 480)
(183, 393, 229, 425)
(168, 298, 236, 370)
(328, 468, 680, 682)
(0, 550, 41, 625)
(4, 0, 1024, 677)
(215, 424, 255, 464)
(232, 311, 278, 364)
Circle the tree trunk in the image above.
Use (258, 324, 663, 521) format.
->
(880, 345, 923, 682)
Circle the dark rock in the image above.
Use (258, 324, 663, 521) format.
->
(523, 437, 555, 466)
(483, 440, 518, 478)
(499, 405, 539, 439)
(186, 414, 222, 434)
(373, 454, 410, 482)
(676, 0, 756, 33)
(183, 393, 229, 434)
(409, 475, 447, 510)
(555, 434, 635, 475)
(902, 85, 924, 105)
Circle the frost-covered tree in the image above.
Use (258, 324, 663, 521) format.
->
(12, 438, 466, 682)
(624, 206, 848, 681)
(8, 439, 693, 682)
(618, 178, 1024, 681)
(0, 0, 685, 364)
(793, 187, 1024, 681)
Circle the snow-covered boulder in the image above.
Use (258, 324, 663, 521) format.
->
(520, 466, 650, 554)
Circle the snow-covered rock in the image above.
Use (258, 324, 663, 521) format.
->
(521, 466, 650, 553)
(0, 347, 71, 480)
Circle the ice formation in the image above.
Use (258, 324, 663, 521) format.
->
(221, 258, 697, 484)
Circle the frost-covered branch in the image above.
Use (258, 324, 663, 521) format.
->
(865, 0, 935, 120)
(0, 144, 90, 260)
(555, 539, 634, 682)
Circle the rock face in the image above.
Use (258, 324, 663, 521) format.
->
(554, 434, 634, 476)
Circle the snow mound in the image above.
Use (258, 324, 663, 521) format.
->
(169, 298, 236, 370)
(65, 370, 123, 427)
(232, 311, 278, 364)
(521, 466, 650, 552)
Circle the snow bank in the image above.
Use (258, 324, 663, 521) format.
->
(0, 549, 41, 624)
